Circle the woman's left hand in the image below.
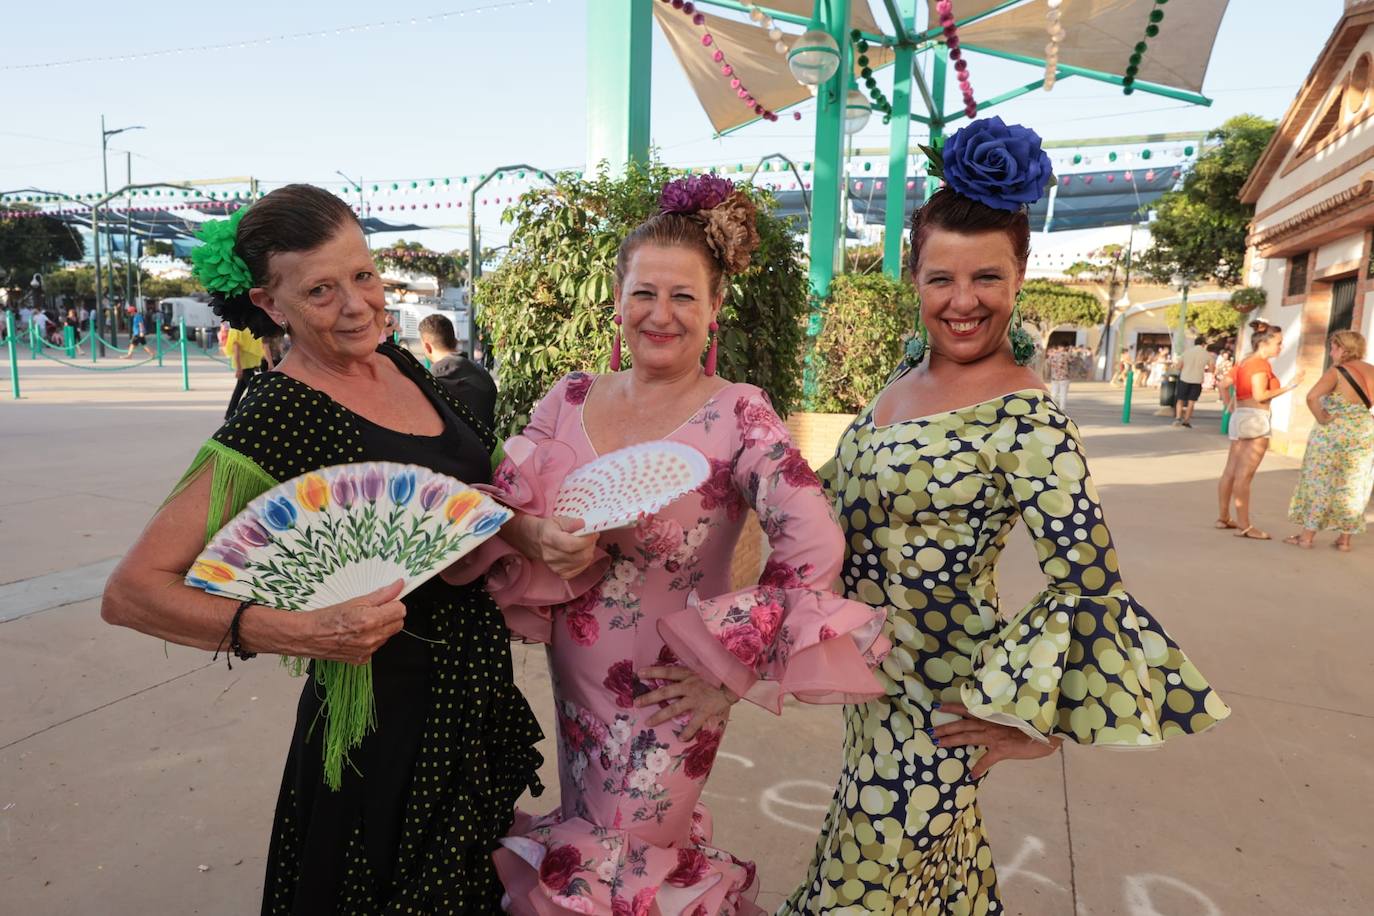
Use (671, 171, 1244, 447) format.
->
(932, 702, 1063, 778)
(635, 665, 739, 741)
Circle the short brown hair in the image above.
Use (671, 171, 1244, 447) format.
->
(419, 313, 458, 349)
(212, 184, 361, 338)
(907, 186, 1031, 278)
(1330, 329, 1367, 362)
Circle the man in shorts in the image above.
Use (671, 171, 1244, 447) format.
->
(1172, 334, 1211, 427)
(123, 306, 155, 359)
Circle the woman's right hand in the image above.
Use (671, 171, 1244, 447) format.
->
(535, 516, 598, 580)
(301, 580, 408, 664)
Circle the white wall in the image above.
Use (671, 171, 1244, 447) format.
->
(1314, 233, 1366, 271)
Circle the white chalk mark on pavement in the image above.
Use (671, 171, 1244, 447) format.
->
(0, 557, 120, 622)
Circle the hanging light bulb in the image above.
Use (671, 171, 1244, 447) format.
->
(844, 86, 871, 135)
(788, 26, 840, 85)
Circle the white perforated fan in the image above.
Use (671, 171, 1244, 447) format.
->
(186, 462, 511, 609)
(551, 441, 710, 534)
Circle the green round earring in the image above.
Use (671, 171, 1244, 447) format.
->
(1009, 305, 1037, 366)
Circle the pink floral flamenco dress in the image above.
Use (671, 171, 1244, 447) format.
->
(450, 372, 890, 916)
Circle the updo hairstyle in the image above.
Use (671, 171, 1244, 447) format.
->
(906, 186, 1031, 278)
(212, 184, 361, 338)
(614, 193, 761, 298)
(1249, 319, 1282, 349)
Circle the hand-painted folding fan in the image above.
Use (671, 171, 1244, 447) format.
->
(551, 441, 710, 534)
(186, 461, 512, 609)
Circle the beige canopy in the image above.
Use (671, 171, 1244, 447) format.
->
(654, 3, 894, 135)
(658, 1, 1228, 134)
(959, 0, 1229, 94)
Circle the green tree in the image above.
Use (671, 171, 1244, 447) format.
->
(811, 274, 917, 414)
(478, 161, 809, 436)
(1017, 279, 1104, 345)
(1137, 114, 1277, 287)
(373, 241, 468, 291)
(1165, 299, 1242, 340)
(0, 209, 85, 302)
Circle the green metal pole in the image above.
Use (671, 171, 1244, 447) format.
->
(29, 321, 38, 359)
(64, 324, 75, 358)
(1221, 387, 1232, 435)
(1122, 368, 1134, 424)
(6, 311, 19, 399)
(586, 0, 652, 174)
(926, 47, 948, 202)
(882, 0, 917, 280)
(179, 318, 189, 391)
(90, 311, 98, 363)
(802, 0, 851, 406)
(156, 313, 164, 367)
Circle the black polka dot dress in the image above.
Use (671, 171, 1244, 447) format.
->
(196, 345, 543, 915)
(780, 387, 1228, 915)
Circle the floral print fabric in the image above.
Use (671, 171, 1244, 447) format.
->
(486, 373, 888, 916)
(780, 388, 1228, 915)
(1288, 393, 1374, 535)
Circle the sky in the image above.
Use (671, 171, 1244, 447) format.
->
(0, 0, 1345, 252)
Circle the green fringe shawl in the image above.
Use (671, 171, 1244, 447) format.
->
(172, 439, 376, 791)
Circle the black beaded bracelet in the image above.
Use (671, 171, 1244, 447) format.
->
(229, 600, 258, 662)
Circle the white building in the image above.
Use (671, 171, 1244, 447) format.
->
(1239, 0, 1374, 457)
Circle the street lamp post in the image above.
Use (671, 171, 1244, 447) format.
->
(97, 116, 145, 354)
(335, 171, 368, 247)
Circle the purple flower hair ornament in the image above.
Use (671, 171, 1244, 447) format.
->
(660, 175, 736, 214)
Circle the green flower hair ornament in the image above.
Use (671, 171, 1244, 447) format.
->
(190, 206, 253, 297)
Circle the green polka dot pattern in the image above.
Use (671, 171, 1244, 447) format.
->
(780, 389, 1228, 914)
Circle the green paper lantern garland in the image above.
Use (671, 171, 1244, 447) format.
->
(1122, 0, 1169, 94)
(851, 31, 893, 125)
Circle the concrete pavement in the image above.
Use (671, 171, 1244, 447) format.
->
(1, 362, 1370, 915)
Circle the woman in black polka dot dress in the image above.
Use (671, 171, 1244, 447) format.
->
(780, 122, 1229, 915)
(102, 185, 542, 914)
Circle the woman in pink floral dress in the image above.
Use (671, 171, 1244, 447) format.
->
(449, 179, 889, 916)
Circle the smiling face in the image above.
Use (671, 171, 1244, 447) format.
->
(247, 224, 385, 367)
(615, 243, 723, 377)
(913, 227, 1025, 365)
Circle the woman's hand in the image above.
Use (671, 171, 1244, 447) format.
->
(931, 702, 1062, 778)
(297, 580, 407, 664)
(507, 513, 598, 579)
(635, 665, 739, 741)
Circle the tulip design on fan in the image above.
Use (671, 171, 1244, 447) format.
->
(185, 461, 513, 611)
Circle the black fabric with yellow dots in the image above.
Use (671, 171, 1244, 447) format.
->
(211, 344, 544, 915)
(781, 386, 1228, 915)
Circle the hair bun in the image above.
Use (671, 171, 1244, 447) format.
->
(211, 291, 282, 339)
(697, 190, 760, 275)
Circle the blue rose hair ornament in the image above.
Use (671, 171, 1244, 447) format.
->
(920, 116, 1054, 211)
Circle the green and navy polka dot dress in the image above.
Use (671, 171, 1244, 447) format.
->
(191, 345, 543, 915)
(780, 385, 1228, 915)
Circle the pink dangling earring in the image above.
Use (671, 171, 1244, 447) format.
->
(610, 314, 623, 372)
(704, 320, 719, 377)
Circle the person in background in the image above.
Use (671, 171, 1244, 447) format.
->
(1284, 331, 1374, 552)
(1172, 334, 1212, 427)
(123, 306, 156, 360)
(31, 307, 50, 343)
(223, 324, 270, 419)
(1147, 347, 1170, 388)
(418, 313, 498, 430)
(1045, 343, 1072, 409)
(1111, 350, 1133, 386)
(1216, 320, 1305, 540)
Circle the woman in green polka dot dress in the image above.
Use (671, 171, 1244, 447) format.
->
(102, 185, 543, 914)
(779, 119, 1229, 916)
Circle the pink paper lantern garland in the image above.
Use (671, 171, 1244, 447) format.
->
(661, 0, 780, 122)
(937, 0, 978, 119)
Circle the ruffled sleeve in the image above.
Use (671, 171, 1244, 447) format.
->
(657, 390, 889, 714)
(960, 397, 1230, 747)
(442, 373, 610, 642)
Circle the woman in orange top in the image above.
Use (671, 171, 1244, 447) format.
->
(1216, 321, 1305, 539)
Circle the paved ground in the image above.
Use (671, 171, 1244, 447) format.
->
(1, 360, 1370, 916)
